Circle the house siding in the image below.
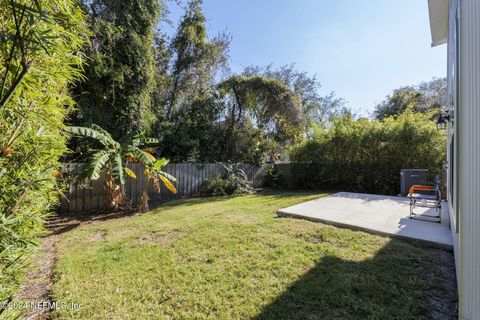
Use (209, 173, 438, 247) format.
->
(458, 0, 480, 318)
(446, 0, 460, 294)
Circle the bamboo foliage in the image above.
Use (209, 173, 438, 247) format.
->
(0, 0, 89, 312)
(290, 111, 446, 194)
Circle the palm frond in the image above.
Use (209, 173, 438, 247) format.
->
(144, 152, 157, 164)
(112, 153, 125, 186)
(152, 158, 169, 171)
(82, 150, 112, 180)
(119, 130, 142, 146)
(90, 124, 113, 139)
(124, 167, 137, 179)
(65, 126, 114, 147)
(126, 146, 155, 166)
(132, 137, 159, 147)
(159, 170, 176, 182)
(159, 175, 177, 193)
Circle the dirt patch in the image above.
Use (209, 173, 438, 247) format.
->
(138, 230, 184, 245)
(90, 229, 108, 241)
(17, 234, 60, 320)
(14, 211, 137, 320)
(425, 248, 458, 319)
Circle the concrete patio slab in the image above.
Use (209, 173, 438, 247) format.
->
(277, 192, 453, 249)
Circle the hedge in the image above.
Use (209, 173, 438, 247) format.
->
(288, 111, 446, 195)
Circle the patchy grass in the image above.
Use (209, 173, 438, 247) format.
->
(50, 192, 456, 319)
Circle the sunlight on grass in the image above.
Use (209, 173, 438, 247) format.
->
(51, 192, 448, 319)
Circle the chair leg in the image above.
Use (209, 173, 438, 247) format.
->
(409, 198, 413, 217)
(410, 198, 441, 223)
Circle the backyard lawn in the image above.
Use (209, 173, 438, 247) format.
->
(50, 192, 456, 319)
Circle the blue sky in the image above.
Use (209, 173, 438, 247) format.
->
(164, 0, 447, 115)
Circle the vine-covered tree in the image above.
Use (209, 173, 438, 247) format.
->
(217, 75, 304, 160)
(71, 0, 162, 139)
(243, 64, 346, 131)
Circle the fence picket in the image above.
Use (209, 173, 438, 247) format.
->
(59, 163, 266, 214)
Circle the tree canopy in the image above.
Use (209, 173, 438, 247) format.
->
(243, 64, 347, 130)
(67, 0, 353, 164)
(218, 75, 304, 143)
(65, 0, 444, 166)
(165, 0, 229, 119)
(374, 78, 447, 120)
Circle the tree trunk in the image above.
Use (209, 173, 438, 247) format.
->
(104, 164, 124, 212)
(137, 178, 150, 213)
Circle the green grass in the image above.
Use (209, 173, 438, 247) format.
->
(50, 192, 453, 319)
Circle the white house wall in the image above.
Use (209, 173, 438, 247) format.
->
(458, 0, 480, 318)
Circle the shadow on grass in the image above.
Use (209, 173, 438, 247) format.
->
(46, 211, 136, 235)
(48, 195, 236, 235)
(153, 190, 327, 208)
(48, 191, 328, 235)
(254, 239, 458, 320)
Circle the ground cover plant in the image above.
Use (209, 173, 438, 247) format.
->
(199, 164, 253, 196)
(49, 192, 456, 319)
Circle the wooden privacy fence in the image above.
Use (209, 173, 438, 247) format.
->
(59, 163, 268, 214)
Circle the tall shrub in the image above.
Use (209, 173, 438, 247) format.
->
(290, 111, 446, 194)
(0, 0, 87, 308)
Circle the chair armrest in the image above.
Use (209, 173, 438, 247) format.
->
(408, 185, 434, 197)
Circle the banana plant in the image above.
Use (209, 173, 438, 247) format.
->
(65, 124, 158, 212)
(137, 158, 177, 213)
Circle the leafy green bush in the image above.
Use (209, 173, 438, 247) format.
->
(261, 165, 284, 188)
(289, 111, 446, 194)
(199, 164, 253, 196)
(199, 173, 231, 196)
(0, 0, 87, 310)
(199, 120, 269, 166)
